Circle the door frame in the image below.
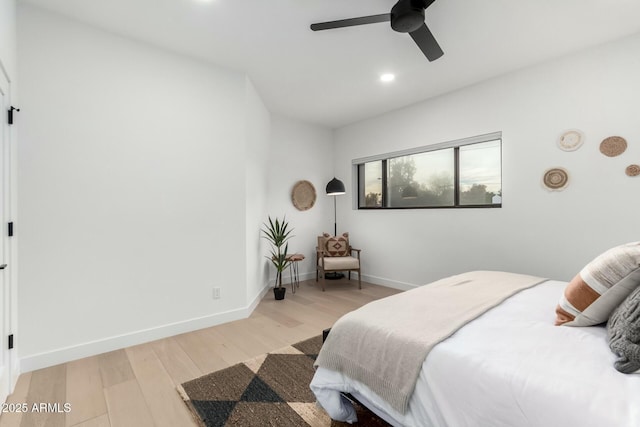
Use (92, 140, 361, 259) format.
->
(0, 58, 17, 403)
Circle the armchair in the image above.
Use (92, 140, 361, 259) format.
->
(316, 233, 361, 291)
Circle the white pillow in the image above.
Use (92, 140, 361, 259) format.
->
(556, 242, 640, 326)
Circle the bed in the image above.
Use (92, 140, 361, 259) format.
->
(310, 271, 640, 427)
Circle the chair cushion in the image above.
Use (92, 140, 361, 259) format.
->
(323, 232, 349, 257)
(321, 256, 359, 270)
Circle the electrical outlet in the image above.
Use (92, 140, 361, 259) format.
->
(213, 287, 221, 299)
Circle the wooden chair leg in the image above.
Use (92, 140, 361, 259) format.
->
(348, 271, 351, 280)
(358, 269, 361, 289)
(322, 272, 326, 291)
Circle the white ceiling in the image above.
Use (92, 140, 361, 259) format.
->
(20, 0, 640, 128)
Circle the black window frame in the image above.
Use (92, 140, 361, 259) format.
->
(355, 133, 502, 210)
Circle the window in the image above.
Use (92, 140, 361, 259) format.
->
(355, 133, 502, 209)
(358, 160, 382, 207)
(459, 140, 502, 206)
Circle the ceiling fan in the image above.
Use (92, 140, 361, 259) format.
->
(310, 0, 444, 62)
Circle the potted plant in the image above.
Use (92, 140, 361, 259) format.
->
(261, 216, 294, 300)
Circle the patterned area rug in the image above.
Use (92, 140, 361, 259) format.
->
(178, 335, 391, 427)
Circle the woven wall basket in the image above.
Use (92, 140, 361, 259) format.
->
(557, 129, 584, 151)
(291, 180, 316, 211)
(600, 136, 627, 157)
(542, 167, 569, 191)
(626, 164, 640, 177)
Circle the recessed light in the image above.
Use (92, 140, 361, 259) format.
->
(380, 73, 395, 83)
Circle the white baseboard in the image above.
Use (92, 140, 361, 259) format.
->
(20, 284, 272, 373)
(283, 270, 416, 291)
(247, 283, 271, 312)
(360, 274, 417, 291)
(22, 274, 412, 373)
(271, 270, 416, 292)
(267, 271, 316, 287)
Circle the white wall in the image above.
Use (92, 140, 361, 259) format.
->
(17, 5, 271, 370)
(267, 115, 334, 284)
(0, 0, 16, 79)
(335, 33, 640, 289)
(244, 79, 271, 304)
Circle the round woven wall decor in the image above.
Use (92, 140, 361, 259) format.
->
(291, 180, 316, 211)
(626, 164, 640, 177)
(600, 136, 627, 157)
(542, 167, 569, 191)
(557, 129, 584, 151)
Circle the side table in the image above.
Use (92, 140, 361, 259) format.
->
(286, 253, 305, 294)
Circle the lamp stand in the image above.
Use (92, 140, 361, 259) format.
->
(333, 194, 337, 236)
(326, 194, 344, 280)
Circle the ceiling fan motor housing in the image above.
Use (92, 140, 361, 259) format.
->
(391, 0, 428, 33)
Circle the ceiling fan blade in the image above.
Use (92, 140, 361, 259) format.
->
(409, 23, 444, 61)
(310, 14, 390, 31)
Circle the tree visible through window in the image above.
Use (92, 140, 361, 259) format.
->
(357, 136, 502, 209)
(388, 149, 454, 207)
(359, 161, 382, 207)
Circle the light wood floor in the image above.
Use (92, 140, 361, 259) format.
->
(0, 279, 400, 427)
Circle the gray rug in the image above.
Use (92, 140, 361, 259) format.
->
(178, 335, 391, 426)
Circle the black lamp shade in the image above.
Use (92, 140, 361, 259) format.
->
(326, 177, 345, 195)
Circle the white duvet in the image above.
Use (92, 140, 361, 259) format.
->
(310, 280, 640, 427)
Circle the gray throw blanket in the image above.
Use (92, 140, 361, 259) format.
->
(315, 270, 547, 414)
(608, 285, 640, 373)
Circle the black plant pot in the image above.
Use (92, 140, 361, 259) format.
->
(273, 287, 286, 300)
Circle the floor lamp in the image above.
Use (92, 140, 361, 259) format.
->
(325, 177, 345, 279)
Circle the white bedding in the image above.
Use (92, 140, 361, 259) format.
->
(310, 280, 640, 426)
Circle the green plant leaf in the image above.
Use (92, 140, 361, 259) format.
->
(261, 215, 295, 280)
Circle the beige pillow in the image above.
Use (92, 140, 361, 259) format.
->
(323, 232, 349, 257)
(556, 242, 640, 326)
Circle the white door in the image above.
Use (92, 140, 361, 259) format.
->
(0, 67, 11, 404)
